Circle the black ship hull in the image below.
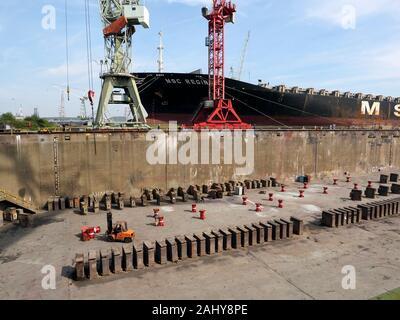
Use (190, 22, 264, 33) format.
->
(134, 72, 400, 128)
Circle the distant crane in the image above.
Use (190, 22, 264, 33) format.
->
(229, 31, 250, 80)
(238, 31, 250, 81)
(52, 85, 89, 119)
(59, 91, 66, 118)
(157, 31, 164, 73)
(192, 0, 251, 130)
(79, 97, 89, 119)
(95, 0, 150, 128)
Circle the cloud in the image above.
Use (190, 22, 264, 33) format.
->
(165, 0, 209, 6)
(305, 0, 400, 27)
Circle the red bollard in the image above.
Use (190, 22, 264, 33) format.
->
(281, 185, 286, 192)
(192, 204, 197, 213)
(354, 184, 358, 190)
(368, 181, 372, 188)
(242, 197, 248, 205)
(255, 203, 263, 212)
(278, 200, 283, 209)
(303, 183, 308, 190)
(200, 210, 206, 220)
(158, 216, 165, 227)
(346, 177, 351, 183)
(299, 190, 305, 198)
(268, 193, 274, 202)
(323, 187, 328, 194)
(333, 179, 338, 185)
(153, 208, 160, 216)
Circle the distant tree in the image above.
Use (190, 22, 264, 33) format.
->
(0, 112, 16, 125)
(0, 112, 55, 130)
(24, 115, 54, 129)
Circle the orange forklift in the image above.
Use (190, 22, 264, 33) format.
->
(106, 212, 135, 243)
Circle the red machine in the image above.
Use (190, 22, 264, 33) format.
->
(103, 16, 128, 37)
(192, 0, 251, 130)
(81, 226, 101, 242)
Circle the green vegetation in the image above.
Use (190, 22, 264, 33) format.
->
(0, 113, 55, 131)
(372, 288, 400, 300)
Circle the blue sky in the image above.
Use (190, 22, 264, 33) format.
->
(0, 0, 399, 117)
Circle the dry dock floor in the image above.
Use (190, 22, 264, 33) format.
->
(1, 172, 400, 300)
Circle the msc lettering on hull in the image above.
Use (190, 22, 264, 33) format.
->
(165, 78, 208, 86)
(361, 101, 400, 118)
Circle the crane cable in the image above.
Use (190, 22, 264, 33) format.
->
(85, 0, 97, 154)
(85, 0, 94, 92)
(65, 0, 70, 101)
(225, 91, 291, 128)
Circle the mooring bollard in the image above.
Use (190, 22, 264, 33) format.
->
(354, 184, 359, 190)
(200, 210, 206, 220)
(299, 190, 305, 198)
(158, 216, 165, 227)
(333, 179, 338, 185)
(268, 193, 274, 201)
(303, 183, 308, 190)
(368, 181, 372, 188)
(278, 200, 283, 209)
(192, 204, 197, 213)
(255, 203, 263, 212)
(281, 185, 286, 192)
(242, 197, 248, 205)
(346, 177, 351, 183)
(323, 187, 328, 194)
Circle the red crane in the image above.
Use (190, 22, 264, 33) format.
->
(193, 0, 252, 130)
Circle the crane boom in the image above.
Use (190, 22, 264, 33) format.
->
(238, 31, 250, 81)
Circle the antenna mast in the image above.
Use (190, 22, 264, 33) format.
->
(157, 31, 164, 73)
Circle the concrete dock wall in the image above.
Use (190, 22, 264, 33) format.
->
(1, 130, 399, 207)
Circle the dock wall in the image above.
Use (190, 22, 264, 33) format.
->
(0, 130, 399, 207)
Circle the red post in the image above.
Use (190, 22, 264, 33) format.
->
(368, 181, 372, 188)
(323, 187, 328, 194)
(192, 204, 197, 213)
(255, 203, 263, 212)
(200, 210, 206, 220)
(333, 179, 338, 185)
(158, 216, 165, 227)
(346, 177, 351, 183)
(268, 193, 274, 201)
(278, 200, 283, 209)
(281, 185, 286, 192)
(354, 184, 358, 190)
(299, 190, 305, 198)
(303, 183, 308, 190)
(153, 208, 160, 216)
(242, 197, 248, 205)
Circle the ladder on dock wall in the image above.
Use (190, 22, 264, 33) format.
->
(0, 189, 38, 214)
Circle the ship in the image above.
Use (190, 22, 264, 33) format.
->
(134, 71, 400, 128)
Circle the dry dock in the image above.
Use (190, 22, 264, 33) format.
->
(1, 172, 400, 300)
